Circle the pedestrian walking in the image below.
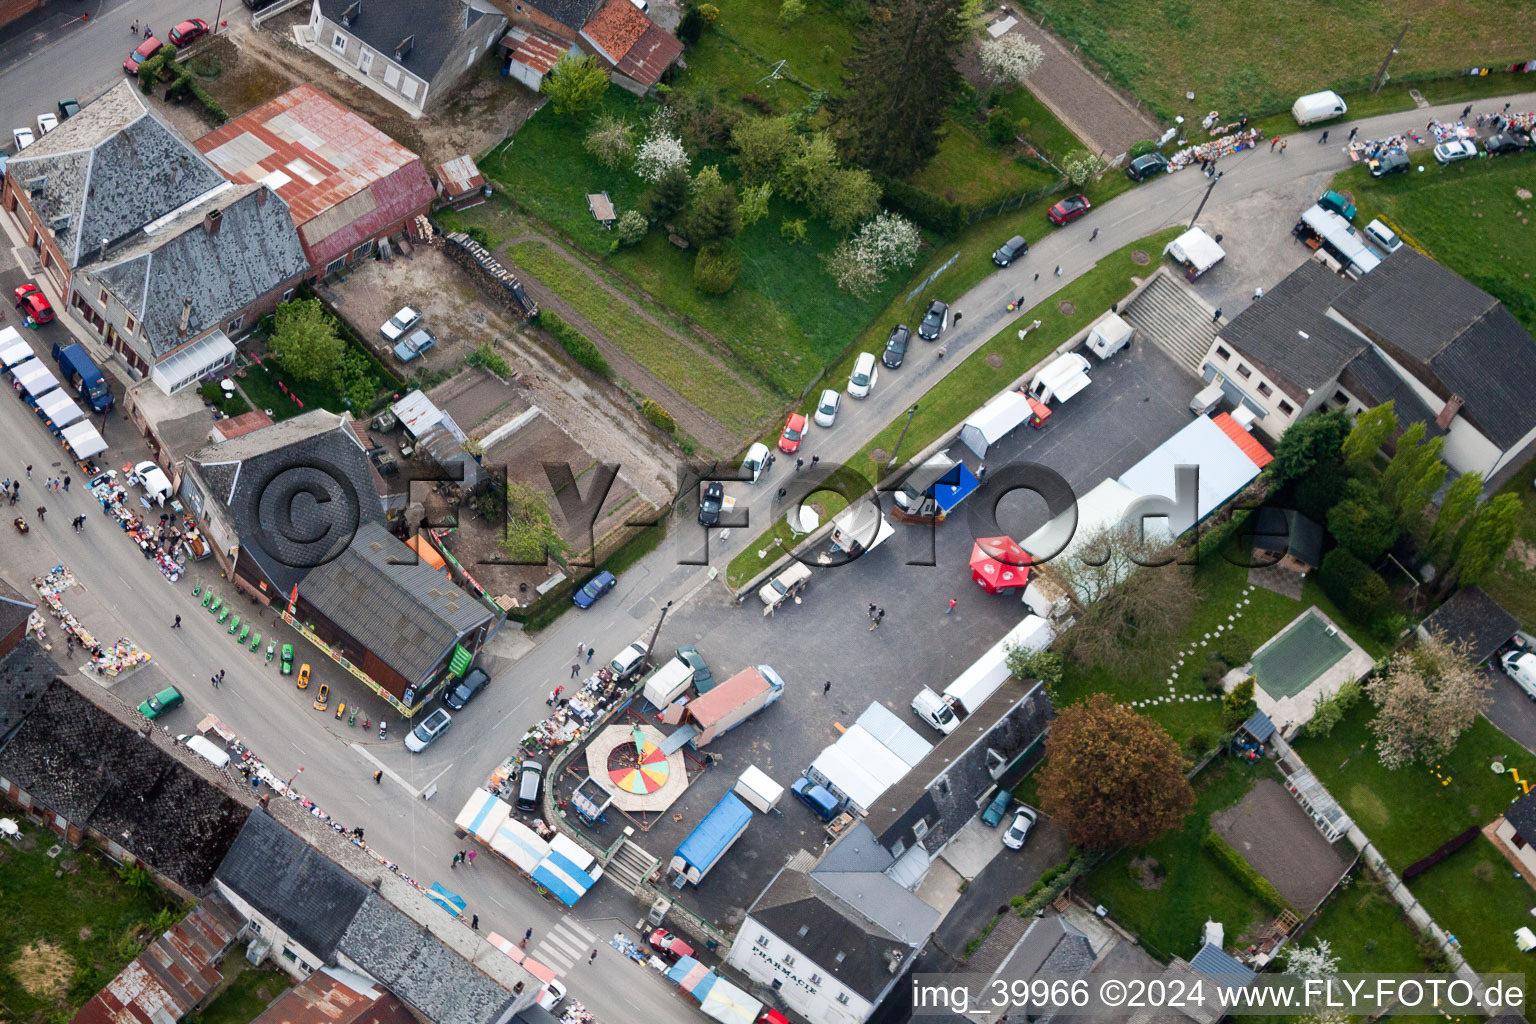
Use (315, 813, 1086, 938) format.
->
(952, 312, 962, 327)
(978, 465, 987, 485)
(1318, 130, 1329, 144)
(1504, 102, 1511, 113)
(25, 465, 31, 479)
(1053, 265, 1062, 277)
(1253, 287, 1264, 301)
(946, 598, 957, 614)
(471, 914, 479, 930)
(131, 18, 138, 33)
(1212, 308, 1223, 324)
(1270, 137, 1279, 151)
(1089, 227, 1099, 241)
(824, 680, 832, 695)
(218, 669, 225, 681)
(36, 506, 44, 522)
(1348, 127, 1358, 142)
(810, 455, 819, 467)
(589, 950, 598, 965)
(143, 24, 152, 38)
(576, 641, 585, 659)
(795, 458, 804, 472)
(1461, 104, 1473, 119)
(63, 476, 69, 492)
(524, 927, 533, 944)
(173, 614, 181, 628)
(211, 675, 219, 689)
(570, 663, 580, 678)
(1032, 273, 1039, 282)
(868, 602, 877, 619)
(775, 487, 787, 501)
(1280, 139, 1287, 154)
(373, 770, 383, 784)
(467, 850, 476, 865)
(451, 855, 459, 869)
(586, 646, 594, 663)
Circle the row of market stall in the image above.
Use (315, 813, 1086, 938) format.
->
(31, 565, 151, 676)
(86, 470, 210, 583)
(522, 665, 631, 756)
(664, 955, 788, 1024)
(0, 328, 108, 460)
(454, 787, 603, 906)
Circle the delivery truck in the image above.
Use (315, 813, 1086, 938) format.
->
(912, 614, 1055, 733)
(670, 792, 753, 885)
(51, 343, 113, 412)
(664, 665, 785, 748)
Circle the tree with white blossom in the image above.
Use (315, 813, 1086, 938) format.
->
(635, 130, 689, 182)
(978, 35, 1044, 84)
(1063, 149, 1103, 185)
(824, 211, 922, 297)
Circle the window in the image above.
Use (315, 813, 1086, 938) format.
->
(782, 953, 796, 967)
(358, 47, 373, 74)
(1515, 833, 1528, 849)
(1279, 400, 1296, 415)
(325, 256, 346, 276)
(228, 314, 244, 332)
(383, 65, 401, 88)
(282, 948, 297, 963)
(912, 818, 929, 840)
(834, 952, 846, 964)
(281, 288, 295, 303)
(1334, 390, 1348, 404)
(354, 240, 375, 261)
(125, 314, 136, 335)
(755, 934, 770, 948)
(98, 287, 108, 304)
(331, 31, 347, 53)
(1257, 382, 1272, 398)
(810, 973, 823, 986)
(797, 925, 809, 938)
(836, 993, 851, 1006)
(400, 77, 419, 101)
(1215, 345, 1231, 361)
(1236, 363, 1252, 379)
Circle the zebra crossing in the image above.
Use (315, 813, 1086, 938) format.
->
(533, 917, 598, 972)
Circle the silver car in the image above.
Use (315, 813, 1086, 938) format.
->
(814, 389, 841, 427)
(404, 707, 452, 752)
(380, 305, 422, 341)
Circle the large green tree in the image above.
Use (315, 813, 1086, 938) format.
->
(1446, 493, 1520, 588)
(731, 116, 797, 184)
(683, 165, 740, 246)
(501, 481, 570, 566)
(1341, 401, 1397, 475)
(810, 166, 882, 233)
(269, 298, 345, 381)
(1268, 409, 1349, 487)
(542, 53, 609, 119)
(645, 163, 691, 222)
(1326, 479, 1398, 562)
(831, 0, 965, 176)
(1379, 421, 1446, 523)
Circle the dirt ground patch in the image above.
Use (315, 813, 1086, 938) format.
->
(1129, 855, 1165, 890)
(12, 939, 70, 999)
(1210, 778, 1353, 914)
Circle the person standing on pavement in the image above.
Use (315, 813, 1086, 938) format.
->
(1089, 227, 1099, 241)
(211, 675, 219, 689)
(63, 476, 69, 492)
(946, 598, 957, 614)
(589, 950, 598, 964)
(467, 850, 476, 866)
(173, 615, 181, 628)
(1348, 127, 1358, 142)
(451, 855, 459, 869)
(25, 465, 31, 479)
(1318, 130, 1329, 144)
(1270, 137, 1279, 152)
(823, 680, 831, 695)
(36, 506, 44, 522)
(586, 646, 594, 663)
(868, 602, 877, 620)
(570, 663, 580, 679)
(1212, 308, 1223, 324)
(373, 770, 383, 784)
(471, 914, 479, 930)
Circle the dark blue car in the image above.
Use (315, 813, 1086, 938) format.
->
(573, 570, 617, 609)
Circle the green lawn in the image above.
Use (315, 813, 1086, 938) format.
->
(509, 240, 774, 435)
(1292, 708, 1535, 871)
(0, 822, 178, 1018)
(1409, 836, 1536, 979)
(1084, 759, 1271, 961)
(677, 28, 815, 112)
(240, 353, 388, 422)
(201, 381, 251, 417)
(196, 952, 290, 1024)
(1305, 867, 1433, 973)
(994, 85, 1084, 165)
(709, 0, 855, 94)
(1018, 0, 1534, 122)
(910, 121, 1059, 206)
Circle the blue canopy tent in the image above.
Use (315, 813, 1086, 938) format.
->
(932, 462, 980, 514)
(531, 849, 599, 906)
(426, 882, 466, 917)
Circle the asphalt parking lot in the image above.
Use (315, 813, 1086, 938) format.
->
(552, 337, 1199, 930)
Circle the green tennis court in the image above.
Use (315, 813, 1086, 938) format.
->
(1250, 611, 1352, 699)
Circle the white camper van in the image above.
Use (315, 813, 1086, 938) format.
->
(1292, 90, 1347, 126)
(1085, 313, 1133, 360)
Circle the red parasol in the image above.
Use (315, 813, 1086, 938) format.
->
(969, 536, 1031, 594)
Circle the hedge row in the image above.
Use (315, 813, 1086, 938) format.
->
(535, 311, 611, 377)
(1200, 831, 1292, 915)
(877, 177, 967, 235)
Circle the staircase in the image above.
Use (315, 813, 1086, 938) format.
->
(605, 837, 661, 895)
(1121, 271, 1219, 377)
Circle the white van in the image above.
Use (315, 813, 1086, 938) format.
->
(1364, 218, 1403, 254)
(847, 352, 878, 399)
(1292, 90, 1347, 126)
(1027, 352, 1092, 405)
(758, 560, 812, 607)
(177, 734, 232, 769)
(1086, 313, 1133, 361)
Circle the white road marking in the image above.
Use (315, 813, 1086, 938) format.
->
(350, 743, 422, 797)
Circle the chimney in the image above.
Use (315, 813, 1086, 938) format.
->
(1435, 395, 1464, 431)
(256, 188, 268, 207)
(179, 296, 193, 336)
(99, 237, 108, 261)
(203, 208, 222, 237)
(259, 794, 270, 810)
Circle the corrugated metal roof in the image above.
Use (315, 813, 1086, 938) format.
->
(436, 155, 484, 196)
(614, 21, 683, 86)
(502, 26, 569, 74)
(1211, 412, 1273, 468)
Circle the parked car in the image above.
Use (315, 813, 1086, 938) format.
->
(609, 640, 649, 681)
(675, 645, 715, 692)
(405, 707, 452, 752)
(1002, 806, 1038, 849)
(697, 481, 724, 526)
(778, 412, 807, 454)
(280, 643, 294, 675)
(535, 979, 566, 1013)
(847, 352, 878, 399)
(917, 300, 948, 341)
(1047, 194, 1091, 225)
(35, 113, 57, 136)
(648, 929, 696, 963)
(980, 787, 1012, 826)
(791, 776, 841, 820)
(137, 685, 184, 720)
(1125, 152, 1170, 181)
(1486, 132, 1530, 156)
(57, 98, 79, 120)
(168, 18, 210, 46)
(11, 127, 34, 152)
(124, 37, 163, 75)
(516, 758, 545, 811)
(13, 283, 54, 323)
(882, 324, 910, 368)
(443, 667, 490, 710)
(313, 683, 329, 710)
(742, 441, 769, 482)
(1364, 218, 1403, 254)
(296, 663, 310, 689)
(573, 570, 617, 608)
(991, 234, 1028, 267)
(392, 326, 437, 362)
(1367, 151, 1410, 177)
(380, 305, 421, 341)
(813, 388, 841, 428)
(1433, 139, 1478, 164)
(1502, 650, 1536, 699)
(1317, 189, 1356, 221)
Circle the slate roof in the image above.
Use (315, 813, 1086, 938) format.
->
(194, 85, 436, 271)
(1338, 345, 1445, 438)
(989, 915, 1095, 1003)
(187, 410, 386, 594)
(0, 678, 253, 890)
(317, 0, 487, 81)
(1505, 790, 1536, 842)
(747, 867, 910, 1003)
(520, 0, 606, 32)
(0, 574, 34, 644)
(1251, 507, 1324, 569)
(1331, 248, 1536, 449)
(1420, 586, 1519, 665)
(248, 965, 414, 1024)
(1217, 261, 1361, 402)
(81, 183, 306, 359)
(299, 521, 492, 686)
(215, 810, 371, 959)
(5, 81, 227, 270)
(0, 637, 55, 744)
(810, 825, 941, 947)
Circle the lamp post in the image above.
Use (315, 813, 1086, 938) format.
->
(642, 600, 672, 672)
(285, 765, 304, 792)
(1189, 171, 1222, 230)
(886, 404, 920, 470)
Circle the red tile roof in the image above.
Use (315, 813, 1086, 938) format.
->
(581, 0, 651, 62)
(193, 84, 435, 272)
(250, 966, 416, 1024)
(1212, 412, 1273, 468)
(213, 409, 276, 441)
(615, 21, 684, 86)
(501, 26, 569, 75)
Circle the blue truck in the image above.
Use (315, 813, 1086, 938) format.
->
(670, 792, 752, 886)
(51, 343, 113, 412)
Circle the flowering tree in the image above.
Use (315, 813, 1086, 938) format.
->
(1284, 939, 1340, 981)
(1063, 150, 1103, 185)
(978, 35, 1044, 84)
(634, 130, 689, 182)
(824, 211, 922, 297)
(1367, 630, 1489, 768)
(583, 114, 634, 169)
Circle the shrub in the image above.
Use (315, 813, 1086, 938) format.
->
(614, 209, 649, 248)
(583, 113, 635, 169)
(778, 0, 805, 24)
(537, 310, 610, 376)
(780, 218, 808, 244)
(987, 109, 1018, 146)
(742, 93, 774, 115)
(1063, 149, 1104, 185)
(1127, 139, 1157, 159)
(641, 398, 676, 433)
(1304, 678, 1363, 738)
(677, 7, 704, 44)
(878, 177, 965, 234)
(1201, 831, 1292, 915)
(465, 342, 512, 379)
(698, 3, 719, 19)
(462, 226, 492, 248)
(693, 243, 742, 294)
(1222, 676, 1256, 727)
(1186, 730, 1215, 757)
(1318, 548, 1390, 623)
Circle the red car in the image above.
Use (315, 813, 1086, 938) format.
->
(1048, 194, 1092, 226)
(778, 413, 807, 454)
(124, 36, 163, 74)
(13, 283, 54, 323)
(168, 19, 210, 46)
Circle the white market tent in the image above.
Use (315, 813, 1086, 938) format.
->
(854, 703, 932, 768)
(60, 420, 107, 458)
(808, 704, 933, 814)
(807, 746, 889, 815)
(699, 977, 763, 1024)
(14, 361, 59, 398)
(959, 389, 1033, 459)
(490, 817, 550, 873)
(1164, 227, 1226, 275)
(0, 330, 32, 369)
(1022, 477, 1144, 566)
(454, 789, 512, 843)
(36, 389, 84, 428)
(1299, 205, 1380, 275)
(1117, 414, 1266, 536)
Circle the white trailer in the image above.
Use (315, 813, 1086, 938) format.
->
(959, 390, 1034, 458)
(830, 501, 895, 555)
(1164, 228, 1226, 280)
(1085, 313, 1134, 360)
(1026, 353, 1093, 405)
(733, 765, 785, 812)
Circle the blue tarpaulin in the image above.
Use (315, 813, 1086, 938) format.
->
(426, 882, 465, 917)
(531, 849, 598, 906)
(932, 462, 980, 513)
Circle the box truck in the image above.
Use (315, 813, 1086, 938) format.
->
(670, 792, 752, 884)
(912, 614, 1055, 733)
(51, 343, 113, 412)
(1026, 353, 1093, 405)
(667, 665, 785, 748)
